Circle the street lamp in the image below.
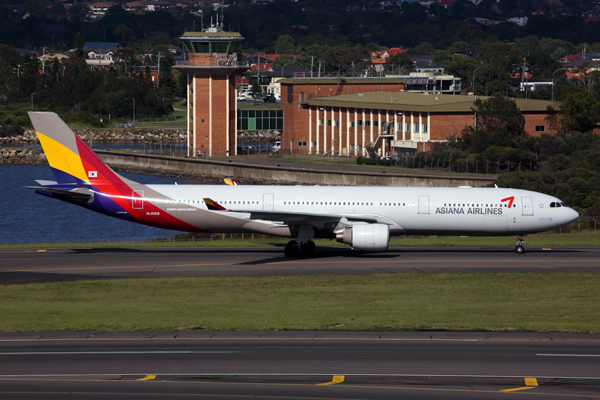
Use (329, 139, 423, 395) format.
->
(31, 92, 35, 110)
(472, 65, 487, 98)
(552, 68, 567, 102)
(132, 98, 135, 125)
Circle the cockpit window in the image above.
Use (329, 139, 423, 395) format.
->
(560, 202, 567, 207)
(550, 202, 555, 208)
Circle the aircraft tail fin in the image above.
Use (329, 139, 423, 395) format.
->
(28, 112, 130, 187)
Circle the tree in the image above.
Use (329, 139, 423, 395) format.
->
(249, 79, 262, 104)
(444, 55, 480, 89)
(274, 35, 296, 55)
(460, 94, 526, 152)
(69, 2, 90, 21)
(74, 32, 85, 58)
(387, 53, 414, 73)
(272, 54, 295, 67)
(549, 92, 600, 133)
(113, 25, 136, 46)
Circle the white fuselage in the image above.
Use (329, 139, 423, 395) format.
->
(140, 185, 578, 237)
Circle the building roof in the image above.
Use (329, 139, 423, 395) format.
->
(279, 77, 408, 85)
(386, 47, 407, 55)
(180, 31, 242, 38)
(307, 91, 559, 113)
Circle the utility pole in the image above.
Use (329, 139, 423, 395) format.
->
(157, 51, 162, 86)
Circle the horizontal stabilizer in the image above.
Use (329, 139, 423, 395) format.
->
(35, 180, 58, 186)
(27, 186, 94, 206)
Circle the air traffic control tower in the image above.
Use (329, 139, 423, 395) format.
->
(177, 27, 249, 157)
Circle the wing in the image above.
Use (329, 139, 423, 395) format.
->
(203, 198, 389, 229)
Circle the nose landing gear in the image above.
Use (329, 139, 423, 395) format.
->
(515, 236, 526, 254)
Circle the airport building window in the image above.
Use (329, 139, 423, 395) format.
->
(536, 125, 545, 132)
(358, 120, 363, 126)
(334, 120, 339, 127)
(319, 119, 324, 126)
(414, 124, 419, 133)
(373, 121, 378, 127)
(405, 123, 411, 132)
(422, 124, 428, 133)
(327, 120, 332, 126)
(365, 121, 371, 127)
(350, 121, 355, 128)
(298, 141, 308, 147)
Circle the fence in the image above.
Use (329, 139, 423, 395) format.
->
(136, 145, 540, 176)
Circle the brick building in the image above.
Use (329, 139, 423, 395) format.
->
(176, 30, 249, 157)
(281, 78, 560, 156)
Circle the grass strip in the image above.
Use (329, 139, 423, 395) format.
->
(1, 231, 598, 249)
(0, 273, 599, 333)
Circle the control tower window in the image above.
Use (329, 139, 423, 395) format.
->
(214, 43, 228, 53)
(194, 42, 210, 53)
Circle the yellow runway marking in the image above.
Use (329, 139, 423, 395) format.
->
(317, 375, 345, 385)
(2, 377, 600, 398)
(137, 375, 156, 381)
(501, 377, 538, 392)
(37, 250, 47, 252)
(543, 248, 552, 251)
(525, 377, 538, 386)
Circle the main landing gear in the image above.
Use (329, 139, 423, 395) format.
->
(284, 240, 316, 257)
(515, 236, 526, 254)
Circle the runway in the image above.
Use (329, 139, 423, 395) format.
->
(1, 245, 600, 284)
(0, 333, 599, 399)
(2, 246, 600, 399)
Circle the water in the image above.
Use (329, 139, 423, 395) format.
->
(0, 164, 191, 245)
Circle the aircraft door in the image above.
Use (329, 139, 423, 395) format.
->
(132, 190, 144, 209)
(263, 193, 274, 211)
(418, 195, 430, 214)
(521, 196, 534, 216)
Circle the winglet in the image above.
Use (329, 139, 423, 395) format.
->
(224, 178, 238, 186)
(203, 198, 227, 211)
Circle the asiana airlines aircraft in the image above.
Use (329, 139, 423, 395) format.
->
(28, 112, 579, 256)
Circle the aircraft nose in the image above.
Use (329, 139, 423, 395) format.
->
(567, 208, 579, 223)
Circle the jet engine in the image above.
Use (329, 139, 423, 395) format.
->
(336, 223, 389, 251)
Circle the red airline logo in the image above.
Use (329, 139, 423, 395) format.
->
(501, 196, 515, 208)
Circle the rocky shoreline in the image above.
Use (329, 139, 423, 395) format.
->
(0, 128, 187, 147)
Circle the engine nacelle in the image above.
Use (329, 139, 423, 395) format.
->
(336, 223, 389, 251)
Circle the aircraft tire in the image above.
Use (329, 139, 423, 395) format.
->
(284, 241, 299, 257)
(515, 245, 525, 254)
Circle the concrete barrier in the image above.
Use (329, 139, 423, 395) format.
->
(96, 151, 497, 187)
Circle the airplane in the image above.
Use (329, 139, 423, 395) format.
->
(27, 111, 579, 256)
